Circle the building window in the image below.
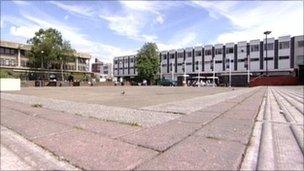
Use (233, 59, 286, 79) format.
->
(238, 46, 246, 53)
(195, 61, 199, 70)
(20, 50, 26, 56)
(225, 48, 234, 54)
(250, 58, 259, 61)
(162, 54, 167, 60)
(170, 54, 174, 59)
(279, 56, 289, 60)
(10, 49, 17, 55)
(250, 45, 259, 52)
(298, 40, 304, 47)
(205, 50, 212, 56)
(215, 60, 222, 63)
(279, 41, 290, 49)
(5, 59, 9, 65)
(215, 49, 222, 55)
(186, 62, 192, 65)
(264, 43, 274, 50)
(0, 58, 4, 66)
(177, 53, 184, 58)
(11, 60, 16, 66)
(186, 52, 192, 57)
(195, 51, 202, 56)
(5, 48, 10, 54)
(0, 47, 4, 54)
(265, 57, 274, 61)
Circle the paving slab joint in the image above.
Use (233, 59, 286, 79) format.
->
(1, 126, 83, 170)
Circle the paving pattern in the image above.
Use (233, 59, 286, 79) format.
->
(1, 86, 303, 170)
(241, 86, 304, 170)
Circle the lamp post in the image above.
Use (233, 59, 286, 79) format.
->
(171, 61, 174, 81)
(247, 55, 250, 85)
(41, 50, 44, 69)
(212, 58, 215, 87)
(264, 31, 271, 76)
(229, 56, 232, 87)
(183, 59, 187, 86)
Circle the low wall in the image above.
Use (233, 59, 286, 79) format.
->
(250, 76, 299, 87)
(0, 78, 21, 91)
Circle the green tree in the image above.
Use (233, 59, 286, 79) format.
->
(27, 28, 75, 81)
(136, 42, 160, 85)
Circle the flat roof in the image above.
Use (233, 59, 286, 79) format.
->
(0, 40, 91, 59)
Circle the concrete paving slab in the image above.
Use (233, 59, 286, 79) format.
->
(136, 136, 246, 170)
(33, 129, 158, 170)
(223, 108, 258, 121)
(119, 120, 201, 152)
(1, 126, 78, 170)
(199, 101, 237, 113)
(177, 111, 221, 124)
(1, 108, 71, 140)
(2, 100, 140, 138)
(194, 117, 253, 144)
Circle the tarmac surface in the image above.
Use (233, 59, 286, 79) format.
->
(1, 86, 303, 170)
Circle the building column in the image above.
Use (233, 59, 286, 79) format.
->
(76, 58, 79, 71)
(17, 49, 21, 67)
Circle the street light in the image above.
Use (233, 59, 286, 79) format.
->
(229, 56, 232, 87)
(40, 50, 44, 69)
(264, 31, 271, 76)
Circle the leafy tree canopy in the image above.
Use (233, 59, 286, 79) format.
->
(27, 28, 75, 69)
(136, 42, 160, 84)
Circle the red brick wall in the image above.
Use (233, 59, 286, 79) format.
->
(250, 76, 299, 87)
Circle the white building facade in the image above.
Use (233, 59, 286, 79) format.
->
(113, 35, 304, 85)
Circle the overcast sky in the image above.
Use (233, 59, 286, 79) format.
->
(1, 1, 303, 63)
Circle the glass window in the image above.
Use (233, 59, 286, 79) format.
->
(279, 41, 290, 49)
(205, 50, 212, 56)
(215, 49, 222, 55)
(279, 56, 289, 60)
(0, 47, 4, 54)
(187, 52, 192, 57)
(177, 53, 184, 58)
(298, 40, 304, 47)
(10, 49, 17, 55)
(0, 58, 4, 65)
(5, 48, 10, 54)
(170, 54, 174, 59)
(20, 50, 26, 56)
(195, 51, 202, 56)
(250, 45, 259, 52)
(238, 46, 246, 53)
(5, 59, 9, 65)
(162, 54, 167, 60)
(226, 48, 234, 54)
(11, 60, 16, 66)
(264, 43, 274, 50)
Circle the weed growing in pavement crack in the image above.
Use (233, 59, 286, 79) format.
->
(73, 126, 85, 130)
(31, 104, 42, 108)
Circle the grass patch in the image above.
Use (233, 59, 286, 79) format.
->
(75, 113, 83, 116)
(73, 126, 85, 130)
(128, 122, 140, 127)
(31, 104, 42, 108)
(206, 136, 221, 141)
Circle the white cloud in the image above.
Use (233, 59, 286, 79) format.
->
(49, 1, 94, 17)
(10, 25, 39, 38)
(158, 31, 199, 51)
(12, 0, 30, 6)
(64, 15, 69, 20)
(193, 1, 303, 43)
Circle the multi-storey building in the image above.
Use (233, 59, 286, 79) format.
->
(91, 58, 113, 80)
(113, 35, 303, 85)
(0, 40, 91, 79)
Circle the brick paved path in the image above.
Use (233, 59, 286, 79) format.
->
(1, 86, 302, 170)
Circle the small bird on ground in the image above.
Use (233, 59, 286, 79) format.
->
(121, 90, 125, 95)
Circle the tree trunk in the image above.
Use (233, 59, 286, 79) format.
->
(61, 61, 64, 81)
